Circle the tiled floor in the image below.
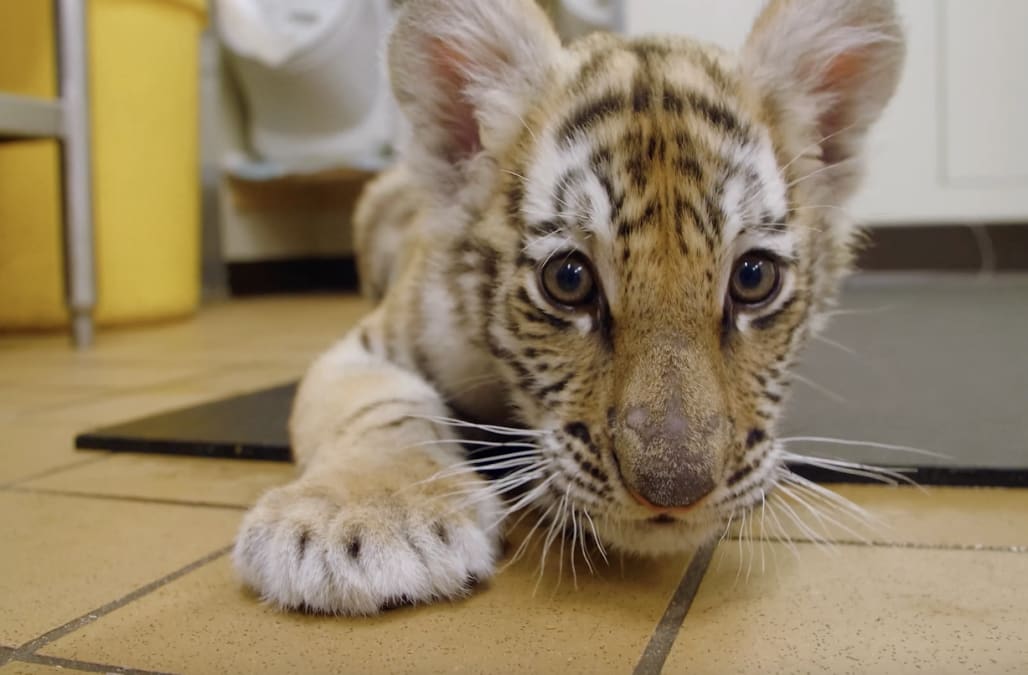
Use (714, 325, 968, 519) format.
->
(1, 285, 1026, 674)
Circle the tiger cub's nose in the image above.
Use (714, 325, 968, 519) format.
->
(616, 404, 721, 511)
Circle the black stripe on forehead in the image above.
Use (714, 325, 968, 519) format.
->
(628, 40, 672, 61)
(518, 168, 602, 257)
(628, 44, 657, 116)
(731, 166, 791, 241)
(560, 43, 679, 145)
(628, 36, 745, 135)
(662, 89, 686, 114)
(682, 91, 746, 139)
(632, 77, 652, 114)
(552, 167, 584, 213)
(746, 191, 789, 237)
(701, 190, 726, 239)
(526, 219, 562, 237)
(557, 93, 627, 146)
(759, 212, 788, 234)
(505, 171, 526, 225)
(674, 194, 709, 252)
(559, 168, 599, 233)
(575, 47, 616, 89)
(506, 162, 591, 240)
(590, 147, 624, 220)
(688, 45, 734, 92)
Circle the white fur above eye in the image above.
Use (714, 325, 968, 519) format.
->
(521, 134, 622, 305)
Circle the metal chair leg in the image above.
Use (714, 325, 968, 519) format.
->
(55, 0, 96, 348)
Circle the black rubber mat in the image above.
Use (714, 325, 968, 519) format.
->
(74, 380, 1026, 486)
(76, 383, 296, 462)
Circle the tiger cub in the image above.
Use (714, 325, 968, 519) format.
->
(234, 0, 905, 615)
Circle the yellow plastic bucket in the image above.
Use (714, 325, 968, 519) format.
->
(0, 0, 208, 330)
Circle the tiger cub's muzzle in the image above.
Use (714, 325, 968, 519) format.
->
(611, 335, 730, 512)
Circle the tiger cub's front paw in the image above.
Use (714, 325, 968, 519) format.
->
(233, 482, 501, 615)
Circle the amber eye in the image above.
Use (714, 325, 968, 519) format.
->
(729, 252, 781, 306)
(540, 252, 596, 308)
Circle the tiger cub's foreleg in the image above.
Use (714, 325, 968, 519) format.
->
(233, 310, 502, 615)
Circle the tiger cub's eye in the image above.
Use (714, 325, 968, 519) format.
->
(730, 252, 781, 306)
(540, 252, 596, 308)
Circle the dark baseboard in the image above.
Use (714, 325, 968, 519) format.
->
(856, 223, 1028, 272)
(227, 257, 359, 296)
(225, 225, 1027, 296)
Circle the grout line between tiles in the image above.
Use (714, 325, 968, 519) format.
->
(731, 534, 1028, 554)
(10, 545, 232, 661)
(11, 652, 181, 675)
(632, 539, 716, 675)
(6, 486, 249, 511)
(0, 455, 112, 490)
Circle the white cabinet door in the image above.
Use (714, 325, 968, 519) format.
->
(626, 0, 1028, 224)
(942, 1, 1028, 185)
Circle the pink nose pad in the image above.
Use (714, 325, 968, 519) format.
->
(625, 405, 650, 431)
(624, 404, 692, 448)
(619, 405, 718, 509)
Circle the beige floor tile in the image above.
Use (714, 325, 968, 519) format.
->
(68, 295, 370, 365)
(23, 453, 296, 508)
(187, 362, 304, 394)
(75, 331, 313, 369)
(0, 385, 106, 424)
(13, 388, 228, 428)
(0, 492, 239, 646)
(0, 359, 214, 390)
(16, 364, 301, 428)
(665, 542, 1028, 674)
(0, 423, 105, 486)
(41, 545, 691, 674)
(749, 484, 1028, 550)
(0, 295, 368, 370)
(1, 364, 298, 433)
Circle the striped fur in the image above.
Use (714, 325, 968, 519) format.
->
(235, 0, 905, 614)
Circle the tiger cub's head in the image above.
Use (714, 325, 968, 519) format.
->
(390, 0, 905, 553)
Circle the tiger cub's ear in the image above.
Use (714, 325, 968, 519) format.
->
(389, 0, 561, 197)
(742, 0, 906, 202)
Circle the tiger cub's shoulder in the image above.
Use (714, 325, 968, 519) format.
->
(354, 165, 424, 301)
